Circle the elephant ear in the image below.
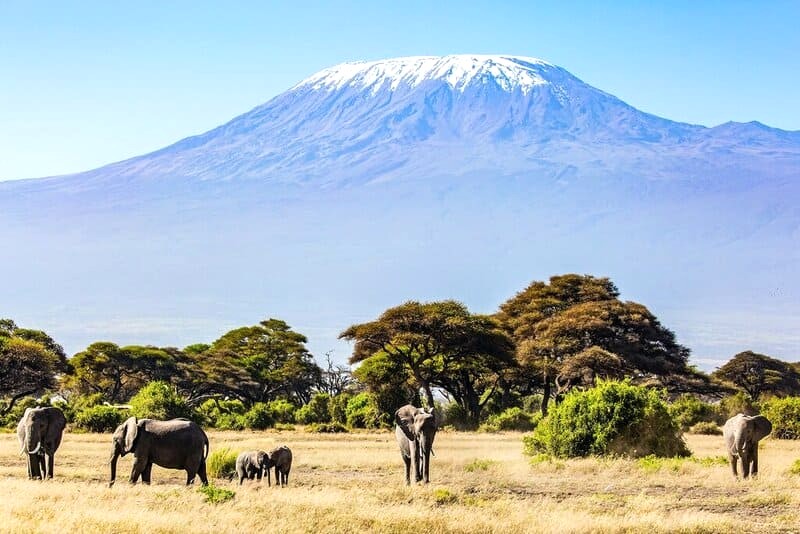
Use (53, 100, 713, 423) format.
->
(122, 417, 139, 453)
(751, 415, 773, 441)
(395, 405, 417, 442)
(413, 412, 434, 435)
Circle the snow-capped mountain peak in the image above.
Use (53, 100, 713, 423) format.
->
(294, 54, 559, 94)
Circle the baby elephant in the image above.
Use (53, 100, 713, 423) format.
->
(723, 413, 772, 479)
(269, 445, 292, 487)
(235, 450, 274, 486)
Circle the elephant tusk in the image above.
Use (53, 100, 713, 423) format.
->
(27, 442, 42, 455)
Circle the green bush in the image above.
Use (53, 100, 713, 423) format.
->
(717, 391, 758, 420)
(296, 393, 331, 424)
(523, 380, 690, 459)
(0, 397, 38, 428)
(206, 447, 238, 479)
(274, 423, 295, 431)
(521, 394, 544, 415)
(74, 405, 125, 432)
(668, 394, 720, 430)
(195, 399, 246, 429)
(266, 399, 297, 424)
(479, 407, 540, 432)
(198, 484, 235, 504)
(129, 381, 192, 420)
(761, 397, 800, 439)
(688, 421, 722, 435)
(306, 422, 348, 433)
(328, 393, 352, 425)
(345, 392, 382, 429)
(441, 403, 472, 431)
(241, 403, 274, 430)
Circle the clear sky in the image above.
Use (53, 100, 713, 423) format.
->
(1, 1, 799, 181)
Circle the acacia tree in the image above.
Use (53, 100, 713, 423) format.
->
(0, 321, 62, 415)
(498, 275, 694, 415)
(207, 318, 321, 405)
(712, 351, 800, 401)
(340, 300, 514, 425)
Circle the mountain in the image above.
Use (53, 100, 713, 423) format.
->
(1, 55, 798, 366)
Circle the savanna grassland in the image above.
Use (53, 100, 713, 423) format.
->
(1, 430, 800, 533)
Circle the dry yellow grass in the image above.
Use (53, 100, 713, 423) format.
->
(1, 429, 799, 533)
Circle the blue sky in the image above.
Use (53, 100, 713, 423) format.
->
(1, 1, 799, 181)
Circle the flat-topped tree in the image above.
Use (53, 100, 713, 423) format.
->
(498, 275, 694, 415)
(712, 351, 800, 401)
(340, 300, 514, 425)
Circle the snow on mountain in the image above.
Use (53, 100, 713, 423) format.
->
(0, 55, 798, 366)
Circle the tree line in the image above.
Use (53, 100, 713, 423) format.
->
(2, 274, 799, 429)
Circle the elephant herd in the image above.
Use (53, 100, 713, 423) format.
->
(12, 404, 774, 486)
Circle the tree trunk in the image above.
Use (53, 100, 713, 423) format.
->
(541, 380, 551, 416)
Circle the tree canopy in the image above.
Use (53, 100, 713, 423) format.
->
(712, 351, 800, 400)
(497, 275, 696, 414)
(340, 300, 514, 424)
(0, 320, 62, 414)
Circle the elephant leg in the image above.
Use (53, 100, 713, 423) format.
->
(47, 453, 55, 479)
(283, 469, 289, 486)
(410, 442, 421, 483)
(742, 452, 751, 479)
(130, 456, 148, 484)
(36, 455, 46, 480)
(401, 453, 411, 485)
(142, 462, 153, 485)
(266, 468, 271, 487)
(27, 454, 41, 480)
(422, 449, 431, 484)
(198, 461, 209, 486)
(751, 447, 759, 477)
(728, 453, 738, 478)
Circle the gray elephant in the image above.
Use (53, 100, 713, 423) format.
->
(16, 406, 67, 480)
(723, 413, 772, 478)
(395, 404, 436, 485)
(109, 417, 209, 487)
(235, 450, 274, 486)
(268, 445, 292, 487)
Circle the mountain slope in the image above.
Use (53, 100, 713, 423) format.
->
(0, 55, 798, 365)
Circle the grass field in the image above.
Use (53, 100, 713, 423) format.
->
(1, 429, 799, 533)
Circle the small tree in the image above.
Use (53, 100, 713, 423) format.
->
(0, 336, 60, 415)
(129, 381, 192, 420)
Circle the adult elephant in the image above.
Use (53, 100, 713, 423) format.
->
(109, 417, 209, 487)
(723, 413, 772, 479)
(395, 404, 437, 485)
(16, 406, 67, 480)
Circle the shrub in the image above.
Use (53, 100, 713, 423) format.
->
(206, 447, 237, 479)
(195, 399, 246, 429)
(241, 403, 274, 430)
(266, 399, 297, 424)
(669, 394, 720, 430)
(521, 394, 544, 415)
(479, 407, 539, 432)
(296, 393, 331, 424)
(328, 393, 352, 425)
(74, 405, 125, 432)
(129, 381, 191, 420)
(717, 391, 758, 420)
(523, 380, 689, 459)
(789, 459, 800, 476)
(306, 422, 348, 433)
(0, 396, 38, 428)
(345, 392, 382, 429)
(198, 484, 235, 504)
(688, 421, 722, 435)
(274, 423, 295, 431)
(441, 403, 472, 431)
(761, 397, 800, 439)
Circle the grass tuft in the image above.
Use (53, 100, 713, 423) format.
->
(206, 447, 238, 479)
(198, 483, 236, 504)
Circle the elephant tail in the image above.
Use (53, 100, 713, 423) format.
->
(203, 436, 210, 460)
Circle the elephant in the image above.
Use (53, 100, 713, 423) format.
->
(235, 450, 274, 486)
(268, 445, 292, 487)
(16, 406, 67, 480)
(723, 413, 772, 479)
(109, 417, 209, 487)
(395, 404, 437, 485)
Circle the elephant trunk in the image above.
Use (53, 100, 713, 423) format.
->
(109, 450, 120, 487)
(26, 425, 42, 455)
